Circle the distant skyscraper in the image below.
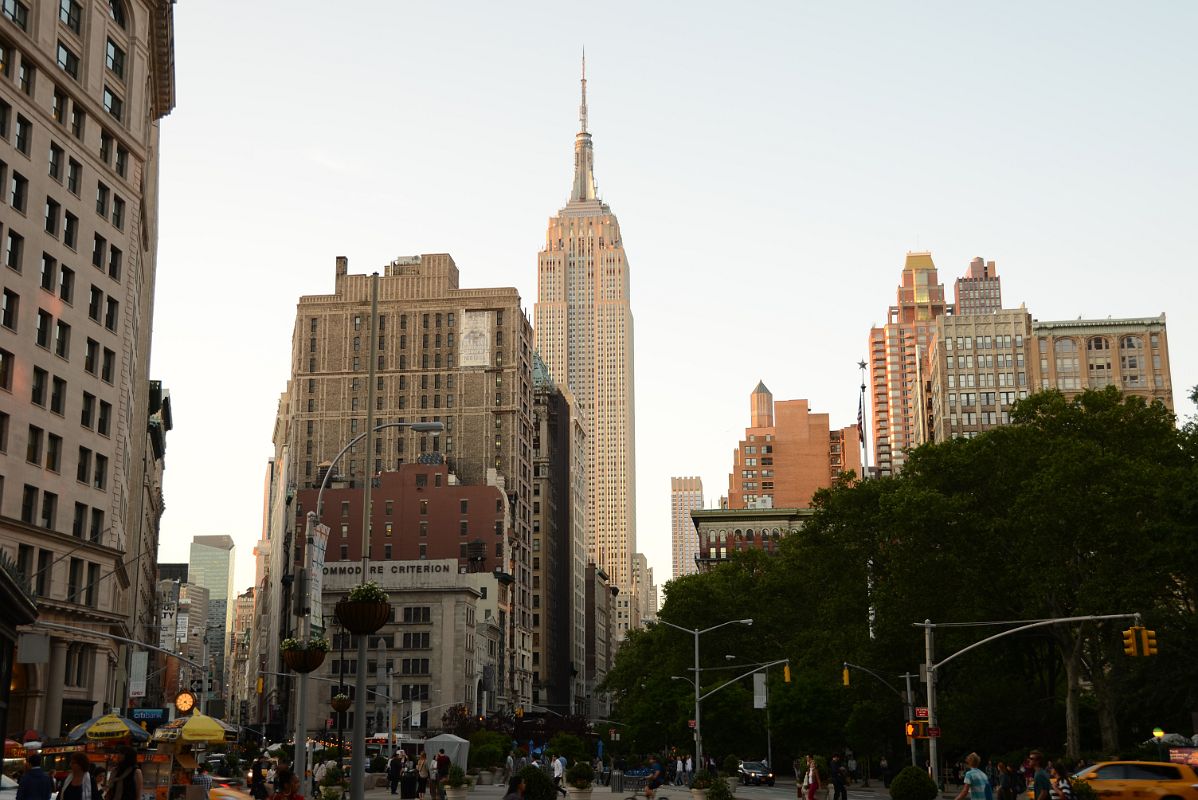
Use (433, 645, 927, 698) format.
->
(535, 56, 637, 592)
(727, 382, 861, 508)
(189, 535, 235, 715)
(671, 478, 704, 578)
(868, 252, 950, 476)
(954, 257, 1003, 315)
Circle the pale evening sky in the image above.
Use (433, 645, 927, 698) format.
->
(152, 1, 1198, 593)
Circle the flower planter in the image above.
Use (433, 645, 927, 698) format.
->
(282, 648, 326, 673)
(320, 787, 341, 800)
(476, 772, 494, 786)
(335, 598, 392, 635)
(444, 788, 469, 800)
(690, 790, 709, 800)
(330, 696, 351, 713)
(567, 788, 593, 800)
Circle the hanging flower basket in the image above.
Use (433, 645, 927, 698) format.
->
(281, 637, 330, 674)
(330, 695, 352, 713)
(282, 648, 327, 674)
(335, 582, 392, 635)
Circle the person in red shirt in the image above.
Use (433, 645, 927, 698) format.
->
(434, 751, 451, 800)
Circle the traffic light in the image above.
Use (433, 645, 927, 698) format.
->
(905, 721, 916, 741)
(842, 667, 850, 687)
(783, 664, 791, 683)
(1122, 627, 1140, 657)
(515, 706, 524, 719)
(1141, 628, 1158, 656)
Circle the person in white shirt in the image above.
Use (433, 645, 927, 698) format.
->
(684, 756, 693, 786)
(552, 755, 566, 797)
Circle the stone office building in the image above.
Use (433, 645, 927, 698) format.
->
(1, 0, 175, 736)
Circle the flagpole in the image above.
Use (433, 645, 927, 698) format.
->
(857, 359, 870, 476)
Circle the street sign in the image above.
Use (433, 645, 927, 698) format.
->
(928, 726, 942, 738)
(915, 707, 929, 719)
(689, 719, 696, 729)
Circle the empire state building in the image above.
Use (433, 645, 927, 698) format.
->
(534, 57, 637, 591)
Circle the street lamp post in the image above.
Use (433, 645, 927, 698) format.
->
(654, 617, 753, 768)
(1152, 727, 1165, 761)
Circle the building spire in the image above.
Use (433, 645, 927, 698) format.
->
(570, 48, 598, 203)
(580, 48, 588, 133)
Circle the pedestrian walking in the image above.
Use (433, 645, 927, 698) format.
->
(192, 765, 214, 794)
(879, 757, 890, 788)
(830, 755, 848, 800)
(552, 754, 567, 797)
(270, 768, 305, 800)
(802, 756, 821, 800)
(953, 754, 990, 800)
(684, 755, 693, 786)
(503, 776, 525, 800)
(57, 753, 98, 800)
(389, 753, 405, 796)
(416, 752, 429, 800)
(104, 747, 142, 800)
(1051, 763, 1073, 800)
(1029, 752, 1052, 800)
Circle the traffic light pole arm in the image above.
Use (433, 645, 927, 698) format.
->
(842, 662, 905, 701)
(699, 658, 790, 702)
(923, 612, 1141, 673)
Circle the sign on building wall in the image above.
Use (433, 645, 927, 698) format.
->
(459, 311, 492, 367)
(321, 560, 459, 591)
(129, 651, 148, 698)
(310, 522, 330, 632)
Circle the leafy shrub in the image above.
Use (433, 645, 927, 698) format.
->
(320, 766, 344, 788)
(1071, 779, 1098, 800)
(370, 755, 387, 773)
(722, 757, 740, 778)
(691, 770, 714, 789)
(520, 766, 557, 800)
(446, 766, 468, 788)
(889, 766, 938, 800)
(707, 776, 735, 800)
(549, 734, 588, 767)
(566, 761, 594, 789)
(471, 744, 504, 771)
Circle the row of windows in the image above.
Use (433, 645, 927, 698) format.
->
(16, 483, 104, 540)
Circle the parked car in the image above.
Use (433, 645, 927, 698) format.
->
(1072, 761, 1198, 800)
(738, 762, 775, 786)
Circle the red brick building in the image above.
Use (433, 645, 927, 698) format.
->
(296, 461, 510, 574)
(726, 382, 862, 509)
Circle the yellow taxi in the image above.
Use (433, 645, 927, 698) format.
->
(1072, 761, 1198, 800)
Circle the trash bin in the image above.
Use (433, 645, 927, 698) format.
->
(611, 770, 623, 793)
(400, 769, 418, 799)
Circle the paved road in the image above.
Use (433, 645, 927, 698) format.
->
(360, 778, 928, 800)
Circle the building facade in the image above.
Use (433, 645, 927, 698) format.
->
(1, 0, 175, 737)
(304, 560, 500, 738)
(534, 60, 637, 593)
(530, 357, 587, 713)
(691, 507, 814, 570)
(282, 253, 535, 712)
(188, 534, 234, 717)
(670, 477, 703, 579)
(923, 307, 1033, 443)
(583, 563, 614, 718)
(727, 382, 861, 509)
(868, 252, 950, 475)
(953, 257, 1003, 315)
(1030, 315, 1172, 408)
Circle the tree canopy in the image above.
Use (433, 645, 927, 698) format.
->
(602, 387, 1198, 764)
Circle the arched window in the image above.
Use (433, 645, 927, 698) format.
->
(746, 529, 755, 544)
(109, 0, 127, 28)
(1087, 337, 1109, 352)
(1121, 336, 1142, 350)
(1056, 338, 1077, 353)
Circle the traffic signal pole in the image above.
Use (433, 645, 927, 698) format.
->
(917, 612, 1141, 789)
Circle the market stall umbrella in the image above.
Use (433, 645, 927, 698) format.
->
(5, 739, 24, 758)
(67, 714, 150, 742)
(151, 714, 234, 744)
(21, 730, 43, 743)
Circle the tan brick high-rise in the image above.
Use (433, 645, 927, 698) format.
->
(535, 57, 636, 592)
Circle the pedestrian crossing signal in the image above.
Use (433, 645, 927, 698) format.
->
(905, 720, 929, 740)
